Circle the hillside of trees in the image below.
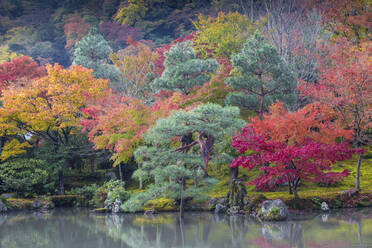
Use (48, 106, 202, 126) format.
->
(0, 0, 371, 215)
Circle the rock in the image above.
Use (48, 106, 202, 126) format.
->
(112, 198, 122, 213)
(321, 214, 329, 222)
(228, 206, 240, 215)
(321, 202, 329, 211)
(229, 179, 247, 208)
(358, 196, 372, 207)
(260, 199, 289, 221)
(342, 189, 359, 197)
(105, 171, 117, 180)
(43, 201, 55, 210)
(144, 209, 157, 216)
(0, 201, 7, 213)
(1, 193, 15, 199)
(208, 197, 218, 208)
(33, 199, 43, 209)
(214, 203, 227, 214)
(245, 194, 267, 212)
(217, 198, 227, 205)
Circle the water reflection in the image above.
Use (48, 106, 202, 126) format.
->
(0, 208, 371, 248)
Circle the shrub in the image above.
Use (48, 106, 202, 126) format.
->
(0, 159, 57, 197)
(314, 170, 349, 187)
(92, 180, 129, 208)
(69, 184, 99, 205)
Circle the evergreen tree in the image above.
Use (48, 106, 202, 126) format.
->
(72, 28, 121, 87)
(225, 31, 296, 119)
(151, 40, 218, 95)
(122, 103, 245, 217)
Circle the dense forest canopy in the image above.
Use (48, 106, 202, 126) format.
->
(0, 0, 371, 216)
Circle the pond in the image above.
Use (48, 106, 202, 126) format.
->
(0, 208, 372, 248)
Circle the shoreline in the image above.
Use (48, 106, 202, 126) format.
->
(2, 189, 372, 215)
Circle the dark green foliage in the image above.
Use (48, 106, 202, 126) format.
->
(91, 180, 129, 208)
(226, 31, 297, 116)
(72, 28, 121, 85)
(0, 159, 58, 197)
(69, 184, 99, 204)
(151, 41, 218, 94)
(123, 103, 245, 214)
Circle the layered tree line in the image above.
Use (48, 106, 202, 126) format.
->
(0, 0, 371, 215)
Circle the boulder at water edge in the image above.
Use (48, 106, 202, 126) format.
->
(0, 201, 7, 213)
(259, 199, 289, 221)
(33, 199, 43, 209)
(112, 199, 122, 213)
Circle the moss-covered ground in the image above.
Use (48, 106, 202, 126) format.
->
(209, 154, 372, 201)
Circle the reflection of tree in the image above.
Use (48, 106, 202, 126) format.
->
(0, 208, 371, 248)
(229, 215, 248, 248)
(0, 210, 119, 248)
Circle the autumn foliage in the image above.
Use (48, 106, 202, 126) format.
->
(81, 91, 183, 166)
(0, 64, 107, 160)
(0, 56, 46, 91)
(230, 102, 359, 198)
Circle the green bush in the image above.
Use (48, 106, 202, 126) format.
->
(74, 180, 129, 208)
(0, 159, 58, 197)
(69, 184, 100, 204)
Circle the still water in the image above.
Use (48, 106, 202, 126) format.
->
(0, 208, 372, 248)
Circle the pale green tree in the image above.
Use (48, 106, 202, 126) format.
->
(225, 31, 297, 119)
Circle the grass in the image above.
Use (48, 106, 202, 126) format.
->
(209, 154, 372, 201)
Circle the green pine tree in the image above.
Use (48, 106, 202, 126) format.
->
(122, 103, 245, 217)
(151, 40, 219, 95)
(72, 28, 121, 87)
(225, 31, 297, 119)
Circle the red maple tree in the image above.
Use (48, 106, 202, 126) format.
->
(299, 39, 371, 190)
(0, 56, 46, 91)
(230, 102, 359, 198)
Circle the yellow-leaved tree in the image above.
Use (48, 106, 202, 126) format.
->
(0, 64, 108, 194)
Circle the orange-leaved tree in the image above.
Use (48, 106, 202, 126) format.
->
(299, 39, 371, 190)
(110, 38, 158, 99)
(80, 91, 184, 177)
(0, 64, 108, 194)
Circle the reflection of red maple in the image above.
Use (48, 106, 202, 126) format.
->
(250, 237, 352, 248)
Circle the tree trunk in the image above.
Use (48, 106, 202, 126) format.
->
(58, 169, 65, 195)
(288, 180, 293, 195)
(90, 156, 95, 173)
(229, 167, 239, 185)
(118, 163, 123, 181)
(179, 176, 185, 218)
(259, 94, 264, 120)
(355, 152, 362, 190)
(293, 187, 299, 199)
(179, 194, 184, 218)
(139, 177, 143, 189)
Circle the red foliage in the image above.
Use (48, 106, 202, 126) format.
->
(153, 34, 194, 76)
(63, 16, 91, 49)
(230, 102, 359, 196)
(99, 22, 143, 48)
(0, 56, 46, 91)
(307, 0, 371, 40)
(231, 126, 356, 194)
(299, 39, 371, 158)
(81, 90, 186, 165)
